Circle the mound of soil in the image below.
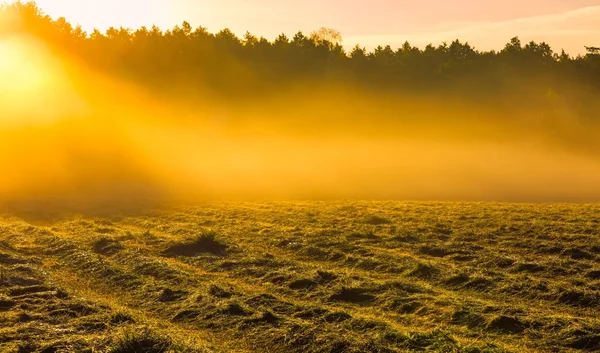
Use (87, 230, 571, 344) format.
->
(111, 312, 135, 324)
(244, 311, 280, 325)
(324, 311, 352, 323)
(289, 279, 319, 290)
(330, 287, 375, 303)
(562, 248, 595, 260)
(208, 285, 233, 298)
(9, 285, 52, 297)
(444, 273, 470, 286)
(0, 253, 27, 265)
(451, 309, 485, 328)
(294, 307, 329, 320)
(364, 215, 392, 225)
(220, 302, 251, 316)
(172, 309, 201, 321)
(163, 232, 227, 257)
(486, 315, 526, 334)
(586, 270, 600, 280)
(0, 298, 16, 311)
(515, 262, 545, 273)
(558, 290, 600, 307)
(157, 288, 187, 302)
(567, 334, 600, 350)
(390, 298, 423, 314)
(92, 238, 124, 255)
(408, 263, 440, 279)
(419, 246, 452, 258)
(316, 271, 338, 283)
(109, 329, 173, 353)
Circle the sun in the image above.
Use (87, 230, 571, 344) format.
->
(0, 35, 72, 128)
(0, 38, 47, 96)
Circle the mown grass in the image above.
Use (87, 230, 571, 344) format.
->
(0, 201, 599, 352)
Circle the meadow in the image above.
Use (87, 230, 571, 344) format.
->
(1, 201, 599, 352)
(2, 3, 600, 352)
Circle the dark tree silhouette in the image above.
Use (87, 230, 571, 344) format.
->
(1, 1, 599, 117)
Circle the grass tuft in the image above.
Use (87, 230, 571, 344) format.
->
(163, 230, 227, 257)
(107, 328, 173, 353)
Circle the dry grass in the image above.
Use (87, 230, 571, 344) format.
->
(1, 201, 599, 352)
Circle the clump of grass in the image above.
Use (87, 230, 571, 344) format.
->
(208, 284, 233, 298)
(329, 286, 375, 303)
(289, 278, 319, 290)
(92, 237, 124, 255)
(567, 334, 600, 350)
(364, 215, 392, 225)
(157, 288, 187, 302)
(219, 302, 251, 316)
(419, 245, 452, 258)
(408, 263, 440, 279)
(485, 315, 526, 334)
(163, 230, 227, 257)
(107, 328, 173, 353)
(110, 312, 135, 325)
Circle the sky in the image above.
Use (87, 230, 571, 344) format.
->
(22, 0, 600, 54)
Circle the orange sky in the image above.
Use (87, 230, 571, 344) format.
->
(20, 0, 600, 54)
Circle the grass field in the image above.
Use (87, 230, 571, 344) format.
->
(1, 201, 599, 352)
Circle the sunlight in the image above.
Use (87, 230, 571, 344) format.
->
(0, 35, 85, 128)
(27, 0, 176, 31)
(0, 38, 46, 95)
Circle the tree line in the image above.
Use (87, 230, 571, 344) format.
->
(2, 1, 599, 111)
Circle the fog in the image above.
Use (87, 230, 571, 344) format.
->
(1, 34, 600, 217)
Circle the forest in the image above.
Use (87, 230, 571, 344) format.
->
(1, 1, 599, 108)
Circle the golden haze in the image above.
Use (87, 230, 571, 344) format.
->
(1, 34, 600, 214)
